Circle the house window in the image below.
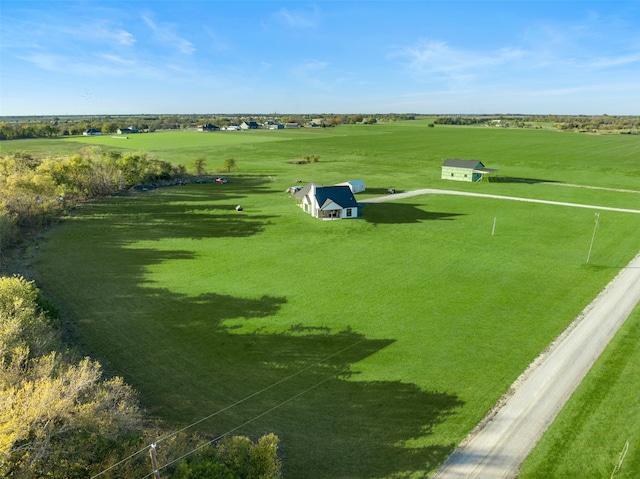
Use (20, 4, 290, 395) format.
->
(451, 173, 454, 177)
(346, 208, 352, 217)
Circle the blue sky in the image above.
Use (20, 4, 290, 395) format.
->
(1, 1, 639, 115)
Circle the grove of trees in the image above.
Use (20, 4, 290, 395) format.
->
(0, 147, 186, 249)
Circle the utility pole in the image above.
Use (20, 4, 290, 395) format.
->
(149, 443, 161, 479)
(586, 212, 600, 264)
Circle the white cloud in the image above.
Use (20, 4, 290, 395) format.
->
(112, 29, 136, 46)
(395, 40, 526, 82)
(273, 6, 320, 29)
(589, 52, 640, 69)
(142, 13, 195, 55)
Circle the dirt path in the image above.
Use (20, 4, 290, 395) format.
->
(365, 188, 640, 478)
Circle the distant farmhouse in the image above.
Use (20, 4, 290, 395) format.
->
(263, 120, 284, 129)
(117, 126, 138, 135)
(294, 183, 359, 220)
(441, 159, 497, 182)
(83, 128, 102, 136)
(197, 124, 220, 132)
(240, 121, 260, 130)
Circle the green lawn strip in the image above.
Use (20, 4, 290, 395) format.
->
(519, 305, 640, 479)
(33, 177, 640, 478)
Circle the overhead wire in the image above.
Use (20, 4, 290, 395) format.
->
(141, 363, 351, 478)
(91, 338, 365, 478)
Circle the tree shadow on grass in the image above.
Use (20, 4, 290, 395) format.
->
(120, 288, 464, 478)
(489, 176, 560, 184)
(72, 183, 278, 240)
(40, 180, 465, 479)
(365, 187, 405, 196)
(361, 202, 465, 225)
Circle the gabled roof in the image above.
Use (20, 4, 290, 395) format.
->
(293, 182, 314, 201)
(314, 186, 358, 209)
(442, 159, 485, 169)
(293, 183, 358, 208)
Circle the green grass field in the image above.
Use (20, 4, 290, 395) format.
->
(12, 122, 640, 477)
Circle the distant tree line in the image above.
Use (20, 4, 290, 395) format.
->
(3, 113, 637, 141)
(0, 113, 418, 140)
(433, 114, 639, 132)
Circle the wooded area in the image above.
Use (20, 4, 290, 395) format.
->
(0, 149, 282, 478)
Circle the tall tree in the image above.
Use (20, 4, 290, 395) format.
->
(193, 157, 207, 176)
(223, 158, 236, 172)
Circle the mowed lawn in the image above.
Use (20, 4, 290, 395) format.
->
(25, 123, 640, 478)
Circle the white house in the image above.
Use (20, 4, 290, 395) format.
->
(335, 180, 365, 194)
(82, 128, 102, 136)
(117, 126, 137, 135)
(294, 183, 359, 220)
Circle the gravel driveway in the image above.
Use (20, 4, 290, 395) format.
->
(433, 252, 640, 478)
(366, 188, 640, 478)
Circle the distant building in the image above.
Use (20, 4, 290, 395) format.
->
(441, 159, 497, 182)
(197, 124, 220, 132)
(83, 128, 102, 136)
(335, 180, 366, 194)
(240, 121, 260, 130)
(117, 126, 138, 134)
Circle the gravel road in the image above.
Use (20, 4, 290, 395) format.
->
(365, 188, 640, 478)
(433, 251, 640, 478)
(365, 188, 640, 214)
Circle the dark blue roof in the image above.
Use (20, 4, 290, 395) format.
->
(314, 186, 358, 208)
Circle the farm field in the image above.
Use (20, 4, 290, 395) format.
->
(17, 122, 640, 477)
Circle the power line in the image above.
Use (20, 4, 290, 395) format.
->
(141, 364, 351, 479)
(154, 338, 365, 446)
(91, 338, 365, 478)
(89, 445, 149, 479)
